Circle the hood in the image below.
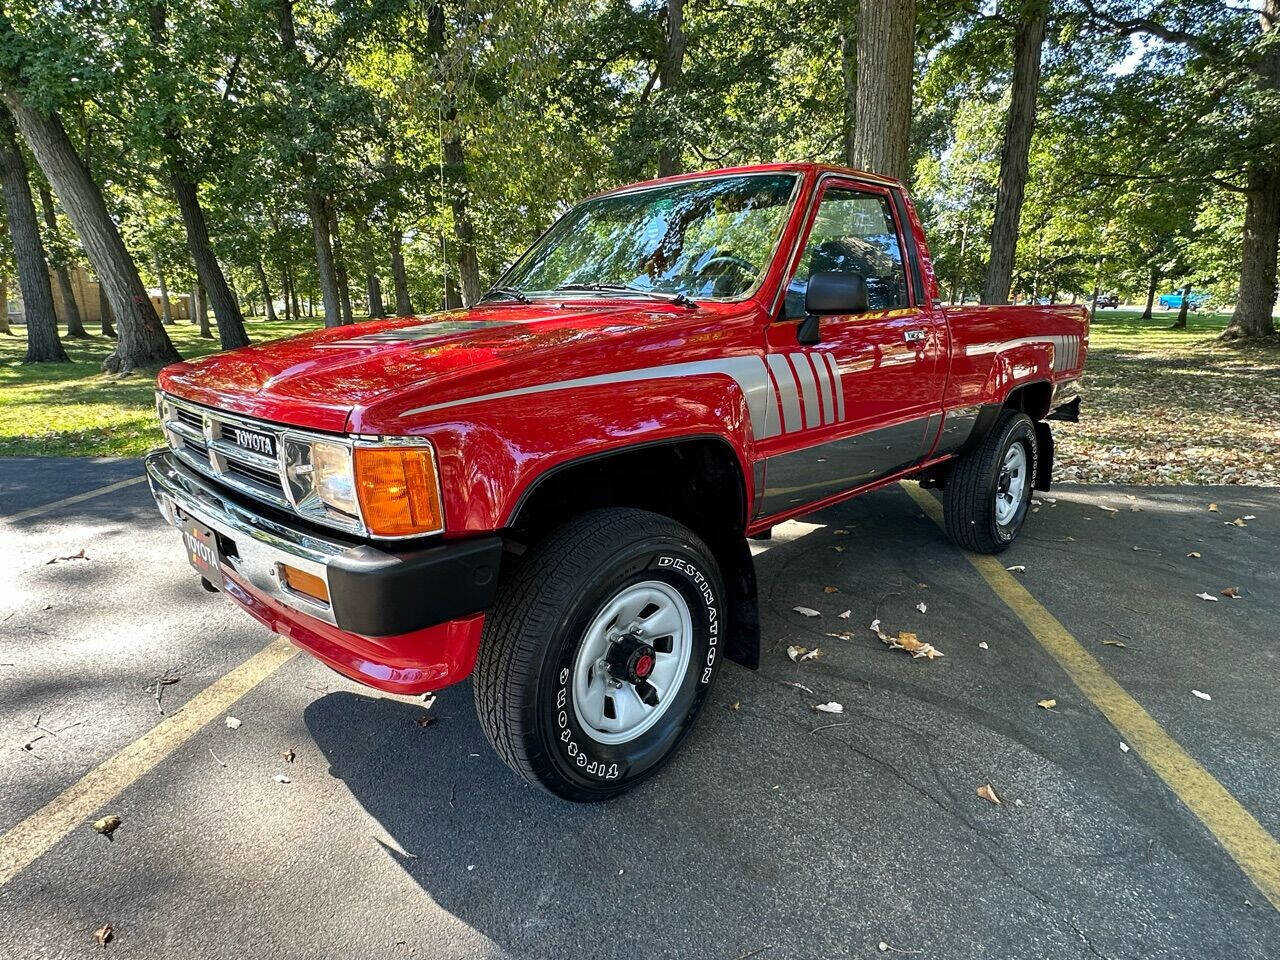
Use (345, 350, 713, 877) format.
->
(157, 303, 696, 433)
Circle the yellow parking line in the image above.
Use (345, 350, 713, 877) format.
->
(4, 476, 146, 523)
(0, 636, 296, 888)
(900, 480, 1280, 911)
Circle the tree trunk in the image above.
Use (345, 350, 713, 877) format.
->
(840, 17, 857, 167)
(154, 252, 173, 324)
(1222, 165, 1279, 339)
(366, 270, 385, 318)
(169, 174, 249, 348)
(0, 273, 9, 335)
(442, 132, 481, 306)
(256, 261, 278, 322)
(1141, 265, 1158, 319)
(280, 264, 293, 322)
(657, 0, 686, 177)
(98, 283, 117, 338)
(38, 184, 87, 338)
(1171, 282, 1192, 330)
(0, 107, 67, 363)
(0, 90, 176, 371)
(390, 228, 413, 315)
(308, 192, 342, 326)
(195, 282, 213, 338)
(981, 11, 1046, 306)
(441, 232, 463, 308)
(849, 0, 915, 181)
(327, 202, 354, 324)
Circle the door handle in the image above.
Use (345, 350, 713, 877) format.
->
(904, 328, 927, 343)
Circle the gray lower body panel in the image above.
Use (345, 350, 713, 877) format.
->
(758, 416, 934, 516)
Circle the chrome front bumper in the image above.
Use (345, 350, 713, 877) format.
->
(145, 450, 504, 637)
(146, 449, 344, 626)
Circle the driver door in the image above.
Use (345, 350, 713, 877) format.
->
(757, 179, 946, 517)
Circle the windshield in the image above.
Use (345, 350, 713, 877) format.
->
(497, 173, 799, 301)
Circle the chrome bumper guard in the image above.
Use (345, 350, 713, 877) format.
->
(146, 449, 344, 626)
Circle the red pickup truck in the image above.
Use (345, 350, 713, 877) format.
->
(146, 163, 1086, 800)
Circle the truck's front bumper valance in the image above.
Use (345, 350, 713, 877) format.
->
(144, 450, 502, 638)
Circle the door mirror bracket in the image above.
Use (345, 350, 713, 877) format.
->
(797, 314, 821, 345)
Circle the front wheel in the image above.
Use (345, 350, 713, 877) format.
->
(943, 410, 1038, 554)
(473, 508, 725, 801)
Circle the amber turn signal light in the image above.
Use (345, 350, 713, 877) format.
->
(353, 445, 444, 537)
(280, 564, 330, 604)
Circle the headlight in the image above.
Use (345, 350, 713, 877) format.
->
(282, 436, 358, 519)
(311, 441, 358, 515)
(282, 435, 444, 538)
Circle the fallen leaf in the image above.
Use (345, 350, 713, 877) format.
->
(1243, 515, 1256, 521)
(728, 701, 740, 712)
(1220, 587, 1241, 598)
(1208, 503, 1219, 512)
(976, 783, 1001, 805)
(786, 681, 815, 694)
(1196, 592, 1219, 602)
(46, 549, 89, 565)
(1006, 565, 1025, 572)
(978, 641, 989, 650)
(1098, 505, 1119, 513)
(281, 749, 296, 763)
(224, 716, 241, 729)
(792, 606, 821, 618)
(833, 528, 848, 535)
(95, 924, 113, 948)
(1192, 689, 1212, 701)
(415, 715, 437, 728)
(837, 609, 851, 619)
(814, 701, 844, 714)
(876, 628, 945, 660)
(1228, 518, 1247, 527)
(787, 645, 820, 663)
(823, 586, 839, 594)
(1037, 699, 1057, 710)
(1102, 638, 1127, 648)
(1187, 552, 1201, 558)
(832, 545, 846, 553)
(92, 815, 121, 839)
(916, 602, 927, 614)
(273, 774, 291, 784)
(1120, 741, 1130, 753)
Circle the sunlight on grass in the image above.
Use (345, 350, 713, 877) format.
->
(0, 318, 320, 457)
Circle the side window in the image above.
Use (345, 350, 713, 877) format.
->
(784, 188, 910, 318)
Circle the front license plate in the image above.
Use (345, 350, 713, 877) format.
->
(181, 517, 224, 589)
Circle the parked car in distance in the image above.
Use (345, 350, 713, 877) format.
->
(146, 162, 1087, 800)
(1159, 290, 1210, 311)
(1095, 293, 1120, 309)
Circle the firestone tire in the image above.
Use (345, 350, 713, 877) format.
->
(943, 409, 1038, 554)
(473, 508, 726, 801)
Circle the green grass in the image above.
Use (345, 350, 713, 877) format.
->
(0, 317, 319, 458)
(1057, 308, 1280, 485)
(2, 307, 1278, 486)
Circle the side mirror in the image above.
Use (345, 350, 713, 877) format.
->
(797, 272, 869, 345)
(806, 271, 869, 315)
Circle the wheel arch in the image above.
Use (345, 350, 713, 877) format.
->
(505, 435, 760, 669)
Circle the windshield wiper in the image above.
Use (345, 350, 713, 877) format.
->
(554, 283, 697, 308)
(480, 286, 531, 304)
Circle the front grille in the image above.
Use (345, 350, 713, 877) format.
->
(158, 393, 363, 536)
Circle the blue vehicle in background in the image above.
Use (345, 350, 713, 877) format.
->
(1159, 290, 1211, 311)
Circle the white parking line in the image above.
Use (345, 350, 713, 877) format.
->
(3, 476, 146, 523)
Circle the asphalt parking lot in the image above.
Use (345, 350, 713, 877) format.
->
(1, 458, 1278, 959)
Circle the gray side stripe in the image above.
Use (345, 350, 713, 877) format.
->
(810, 353, 836, 425)
(822, 352, 846, 421)
(767, 354, 802, 433)
(789, 353, 821, 429)
(402, 356, 781, 440)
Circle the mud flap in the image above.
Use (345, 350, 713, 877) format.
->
(1034, 421, 1054, 491)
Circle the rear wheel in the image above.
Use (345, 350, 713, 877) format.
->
(473, 508, 725, 801)
(943, 409, 1038, 554)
